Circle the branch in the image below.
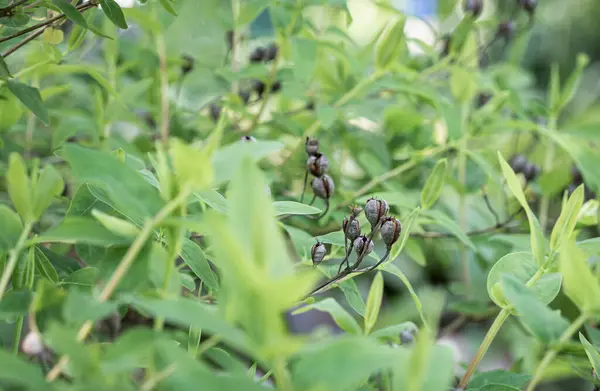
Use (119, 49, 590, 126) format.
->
(0, 0, 29, 17)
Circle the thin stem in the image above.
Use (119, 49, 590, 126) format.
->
(0, 10, 66, 45)
(45, 187, 192, 382)
(140, 364, 176, 391)
(156, 32, 169, 144)
(458, 269, 545, 389)
(300, 170, 308, 203)
(0, 221, 33, 304)
(525, 313, 588, 391)
(247, 58, 279, 133)
(274, 358, 293, 391)
(364, 247, 391, 273)
(12, 316, 24, 354)
(2, 28, 44, 57)
(196, 335, 221, 357)
(538, 115, 557, 232)
(458, 136, 469, 294)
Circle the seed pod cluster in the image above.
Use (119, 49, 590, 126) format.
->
(509, 154, 540, 183)
(364, 198, 389, 228)
(304, 138, 335, 201)
(567, 165, 596, 201)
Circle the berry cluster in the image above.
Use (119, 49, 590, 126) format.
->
(311, 197, 402, 282)
(568, 165, 596, 201)
(249, 42, 278, 63)
(509, 154, 540, 183)
(202, 39, 283, 124)
(301, 138, 334, 210)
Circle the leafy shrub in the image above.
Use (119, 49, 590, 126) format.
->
(1, 1, 600, 391)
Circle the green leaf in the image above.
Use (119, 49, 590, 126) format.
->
(560, 240, 600, 313)
(0, 349, 47, 390)
(422, 209, 476, 251)
(580, 333, 600, 377)
(102, 328, 168, 374)
(158, 0, 178, 15)
(479, 386, 520, 391)
(389, 207, 421, 264)
(450, 67, 477, 103)
(548, 63, 560, 113)
(292, 298, 362, 335)
(6, 153, 33, 222)
(32, 164, 64, 219)
(559, 53, 589, 110)
(99, 0, 128, 29)
(0, 205, 22, 251)
(52, 0, 89, 28)
(382, 263, 427, 328)
(63, 290, 118, 325)
(273, 201, 321, 216)
(487, 252, 561, 308)
(0, 290, 32, 319)
(370, 322, 418, 343)
(60, 144, 164, 226)
(468, 370, 531, 391)
(292, 337, 405, 391)
(550, 184, 584, 252)
(498, 153, 547, 266)
(374, 16, 407, 70)
(35, 247, 58, 283)
(0, 55, 12, 78)
(170, 138, 213, 191)
(123, 295, 251, 354)
(501, 275, 569, 343)
(195, 190, 228, 213)
(6, 80, 49, 125)
(30, 217, 132, 246)
(364, 272, 383, 334)
(91, 209, 140, 237)
(180, 238, 219, 292)
(212, 140, 283, 185)
(420, 159, 447, 209)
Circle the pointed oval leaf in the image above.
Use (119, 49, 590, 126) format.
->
(6, 80, 49, 125)
(0, 205, 22, 252)
(99, 0, 128, 29)
(7, 152, 33, 222)
(364, 272, 384, 334)
(420, 159, 447, 209)
(560, 240, 600, 313)
(292, 297, 361, 335)
(550, 184, 584, 252)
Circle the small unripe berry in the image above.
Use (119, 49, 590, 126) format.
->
(241, 135, 256, 142)
(22, 331, 44, 356)
(400, 329, 415, 344)
(463, 0, 483, 18)
(249, 47, 266, 63)
(509, 154, 527, 174)
(311, 242, 326, 265)
(523, 162, 540, 182)
(497, 20, 516, 40)
(265, 43, 279, 61)
(305, 138, 319, 156)
(380, 217, 401, 247)
(311, 175, 335, 199)
(364, 198, 389, 227)
(343, 217, 361, 241)
(354, 235, 374, 257)
(209, 103, 221, 122)
(306, 153, 329, 177)
(518, 0, 537, 14)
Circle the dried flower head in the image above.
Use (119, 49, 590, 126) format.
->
(364, 198, 389, 227)
(311, 175, 334, 199)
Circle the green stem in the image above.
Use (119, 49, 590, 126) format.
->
(525, 313, 588, 391)
(458, 138, 469, 294)
(458, 269, 545, 389)
(274, 358, 293, 391)
(12, 316, 24, 355)
(538, 115, 557, 232)
(0, 221, 33, 304)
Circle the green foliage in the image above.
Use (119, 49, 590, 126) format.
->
(0, 1, 599, 390)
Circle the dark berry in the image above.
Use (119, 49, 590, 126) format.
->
(518, 0, 537, 14)
(364, 198, 389, 228)
(523, 162, 540, 182)
(400, 329, 415, 344)
(585, 187, 596, 202)
(440, 35, 451, 57)
(567, 183, 577, 196)
(249, 47, 266, 63)
(306, 153, 329, 177)
(311, 175, 335, 199)
(181, 55, 194, 75)
(265, 42, 279, 61)
(311, 242, 326, 265)
(343, 217, 361, 241)
(306, 101, 315, 111)
(238, 89, 250, 105)
(271, 80, 282, 93)
(380, 216, 401, 247)
(477, 93, 491, 108)
(209, 103, 221, 123)
(354, 235, 374, 257)
(572, 165, 583, 184)
(252, 80, 266, 99)
(305, 138, 319, 156)
(241, 135, 256, 142)
(497, 20, 516, 40)
(226, 30, 234, 50)
(61, 183, 68, 197)
(463, 0, 483, 18)
(509, 154, 527, 174)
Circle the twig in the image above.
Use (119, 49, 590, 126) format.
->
(482, 187, 500, 226)
(0, 0, 29, 16)
(156, 32, 169, 144)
